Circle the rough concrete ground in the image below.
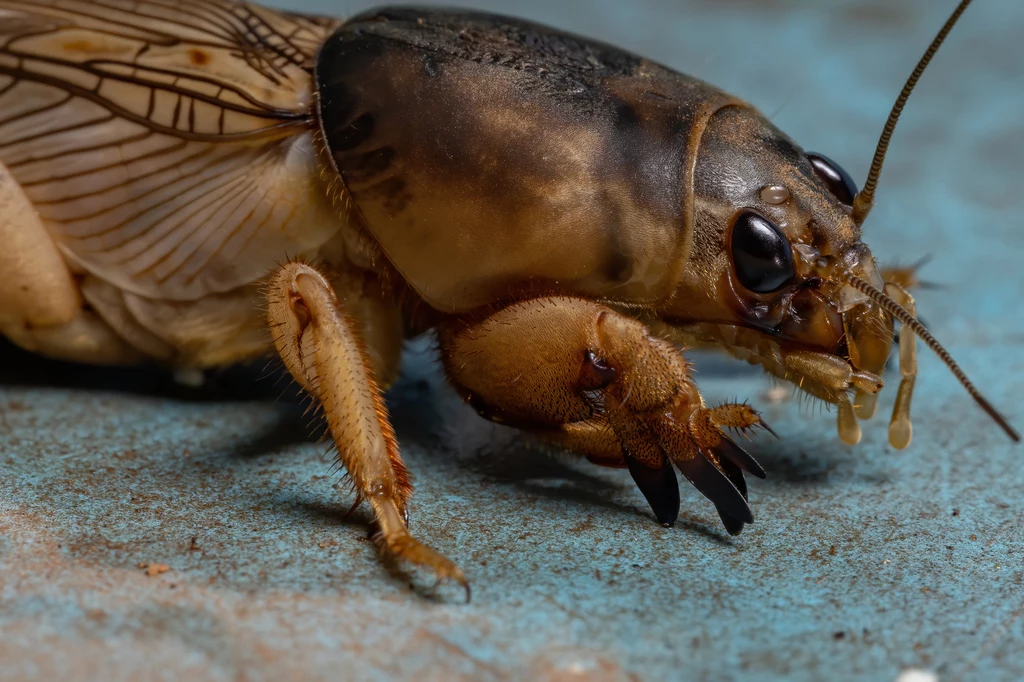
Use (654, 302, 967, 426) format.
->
(1, 1, 1022, 680)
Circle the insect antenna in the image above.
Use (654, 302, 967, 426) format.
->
(851, 0, 972, 225)
(845, 275, 1020, 442)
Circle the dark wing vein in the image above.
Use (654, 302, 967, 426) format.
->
(0, 0, 345, 300)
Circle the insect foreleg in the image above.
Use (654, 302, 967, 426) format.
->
(533, 420, 628, 468)
(266, 262, 466, 595)
(438, 297, 768, 534)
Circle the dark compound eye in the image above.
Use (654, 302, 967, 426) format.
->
(730, 210, 796, 294)
(807, 152, 858, 206)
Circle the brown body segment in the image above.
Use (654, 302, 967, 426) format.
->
(315, 8, 743, 312)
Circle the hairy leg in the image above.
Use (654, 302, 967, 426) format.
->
(267, 261, 465, 593)
(439, 296, 770, 534)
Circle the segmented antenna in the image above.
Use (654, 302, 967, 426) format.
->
(846, 275, 1020, 442)
(851, 0, 973, 225)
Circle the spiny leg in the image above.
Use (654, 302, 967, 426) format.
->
(439, 296, 769, 534)
(267, 262, 466, 594)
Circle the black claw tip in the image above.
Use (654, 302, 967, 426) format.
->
(719, 512, 746, 536)
(715, 458, 750, 535)
(626, 457, 680, 527)
(675, 453, 753, 526)
(714, 436, 767, 479)
(719, 457, 748, 501)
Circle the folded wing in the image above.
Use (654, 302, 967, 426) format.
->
(0, 0, 344, 300)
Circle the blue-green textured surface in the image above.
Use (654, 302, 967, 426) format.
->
(1, 1, 1022, 680)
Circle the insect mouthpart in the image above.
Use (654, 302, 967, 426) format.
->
(823, 0, 1017, 448)
(844, 275, 1020, 446)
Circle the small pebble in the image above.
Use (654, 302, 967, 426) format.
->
(896, 669, 938, 682)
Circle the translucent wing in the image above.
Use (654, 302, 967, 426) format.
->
(0, 0, 344, 300)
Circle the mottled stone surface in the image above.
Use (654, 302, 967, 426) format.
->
(1, 1, 1022, 680)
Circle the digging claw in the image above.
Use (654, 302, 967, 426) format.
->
(714, 456, 750, 536)
(658, 403, 770, 535)
(712, 436, 767, 480)
(626, 457, 680, 526)
(674, 452, 753, 533)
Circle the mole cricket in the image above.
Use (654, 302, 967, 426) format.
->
(0, 0, 1016, 596)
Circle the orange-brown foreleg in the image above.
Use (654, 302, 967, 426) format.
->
(531, 420, 627, 469)
(439, 297, 770, 534)
(267, 262, 465, 595)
